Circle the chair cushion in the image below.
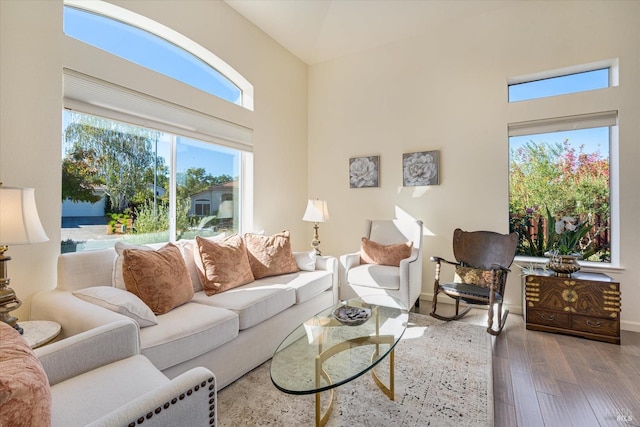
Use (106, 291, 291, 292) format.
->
(347, 264, 400, 290)
(49, 355, 168, 427)
(139, 303, 239, 370)
(122, 243, 194, 315)
(244, 231, 299, 279)
(454, 266, 503, 289)
(195, 235, 255, 296)
(0, 322, 51, 427)
(360, 237, 412, 267)
(439, 282, 503, 303)
(191, 282, 296, 330)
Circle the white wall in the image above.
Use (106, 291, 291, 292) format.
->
(0, 0, 309, 321)
(308, 1, 640, 331)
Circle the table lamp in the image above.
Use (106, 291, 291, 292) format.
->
(302, 199, 329, 255)
(0, 184, 49, 334)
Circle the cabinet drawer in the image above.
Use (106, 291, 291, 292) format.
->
(527, 309, 570, 329)
(571, 315, 619, 337)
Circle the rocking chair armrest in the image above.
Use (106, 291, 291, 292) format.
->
(490, 263, 512, 273)
(430, 256, 459, 266)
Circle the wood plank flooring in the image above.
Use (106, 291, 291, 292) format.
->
(414, 303, 640, 426)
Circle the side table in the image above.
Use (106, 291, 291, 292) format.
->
(20, 320, 61, 349)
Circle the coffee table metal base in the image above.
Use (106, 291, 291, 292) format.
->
(314, 335, 395, 427)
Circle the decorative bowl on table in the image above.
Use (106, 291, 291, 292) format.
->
(333, 305, 372, 326)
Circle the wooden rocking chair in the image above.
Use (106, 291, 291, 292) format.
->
(430, 228, 518, 335)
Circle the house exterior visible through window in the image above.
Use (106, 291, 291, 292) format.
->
(61, 1, 252, 252)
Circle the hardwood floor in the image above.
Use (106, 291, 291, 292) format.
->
(414, 303, 640, 427)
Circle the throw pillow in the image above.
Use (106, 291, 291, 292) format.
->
(0, 322, 51, 427)
(113, 242, 156, 290)
(122, 243, 194, 314)
(454, 266, 503, 289)
(360, 237, 413, 267)
(294, 249, 317, 271)
(73, 286, 158, 327)
(195, 235, 255, 296)
(243, 231, 300, 279)
(190, 233, 229, 290)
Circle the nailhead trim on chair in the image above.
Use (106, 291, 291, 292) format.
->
(127, 377, 216, 427)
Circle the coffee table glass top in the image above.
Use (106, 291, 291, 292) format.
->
(270, 295, 408, 395)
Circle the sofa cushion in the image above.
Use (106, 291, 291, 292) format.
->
(257, 270, 333, 304)
(139, 303, 239, 370)
(175, 239, 205, 292)
(294, 250, 317, 271)
(123, 243, 194, 315)
(113, 241, 165, 290)
(0, 322, 51, 427)
(73, 286, 158, 327)
(195, 235, 255, 296)
(244, 231, 299, 279)
(191, 282, 296, 330)
(49, 355, 168, 427)
(347, 264, 400, 290)
(360, 237, 412, 267)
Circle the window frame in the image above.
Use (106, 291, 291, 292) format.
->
(507, 112, 620, 269)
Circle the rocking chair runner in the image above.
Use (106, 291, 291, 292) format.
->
(430, 228, 518, 335)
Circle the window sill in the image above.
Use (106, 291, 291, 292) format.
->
(513, 255, 624, 276)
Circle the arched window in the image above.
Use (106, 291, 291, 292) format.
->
(63, 0, 253, 109)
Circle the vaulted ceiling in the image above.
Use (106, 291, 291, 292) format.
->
(225, 0, 518, 65)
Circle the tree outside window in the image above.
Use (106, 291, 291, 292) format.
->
(509, 127, 610, 262)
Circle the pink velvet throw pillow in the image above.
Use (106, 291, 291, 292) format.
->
(195, 235, 255, 296)
(360, 237, 413, 267)
(244, 231, 300, 279)
(122, 243, 194, 314)
(0, 322, 52, 427)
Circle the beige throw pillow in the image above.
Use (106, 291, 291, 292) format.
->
(360, 237, 413, 267)
(195, 235, 255, 296)
(244, 231, 300, 279)
(122, 243, 194, 314)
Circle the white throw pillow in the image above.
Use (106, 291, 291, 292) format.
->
(294, 250, 317, 271)
(73, 286, 158, 327)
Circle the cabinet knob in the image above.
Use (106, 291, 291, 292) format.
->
(586, 320, 602, 328)
(540, 313, 555, 321)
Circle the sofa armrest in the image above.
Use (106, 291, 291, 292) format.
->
(87, 367, 217, 427)
(316, 255, 339, 304)
(35, 319, 140, 386)
(31, 289, 129, 339)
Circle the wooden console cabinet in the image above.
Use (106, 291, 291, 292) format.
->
(524, 271, 621, 344)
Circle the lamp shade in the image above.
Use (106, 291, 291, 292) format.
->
(302, 199, 330, 223)
(0, 187, 49, 246)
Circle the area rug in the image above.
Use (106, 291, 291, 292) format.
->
(217, 313, 493, 426)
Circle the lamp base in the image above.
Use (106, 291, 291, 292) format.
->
(310, 223, 322, 256)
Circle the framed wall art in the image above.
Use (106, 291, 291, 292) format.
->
(403, 150, 439, 186)
(349, 155, 379, 188)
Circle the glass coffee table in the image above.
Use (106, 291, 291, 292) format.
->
(270, 295, 408, 426)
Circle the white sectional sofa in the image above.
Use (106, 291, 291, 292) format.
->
(31, 238, 338, 390)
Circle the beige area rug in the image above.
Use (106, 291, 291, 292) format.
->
(217, 313, 493, 426)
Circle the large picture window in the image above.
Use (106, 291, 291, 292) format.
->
(508, 113, 616, 263)
(62, 111, 241, 252)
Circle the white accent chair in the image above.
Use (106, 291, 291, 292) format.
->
(35, 319, 217, 427)
(339, 219, 424, 309)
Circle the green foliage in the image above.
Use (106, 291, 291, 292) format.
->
(64, 113, 163, 211)
(509, 139, 610, 262)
